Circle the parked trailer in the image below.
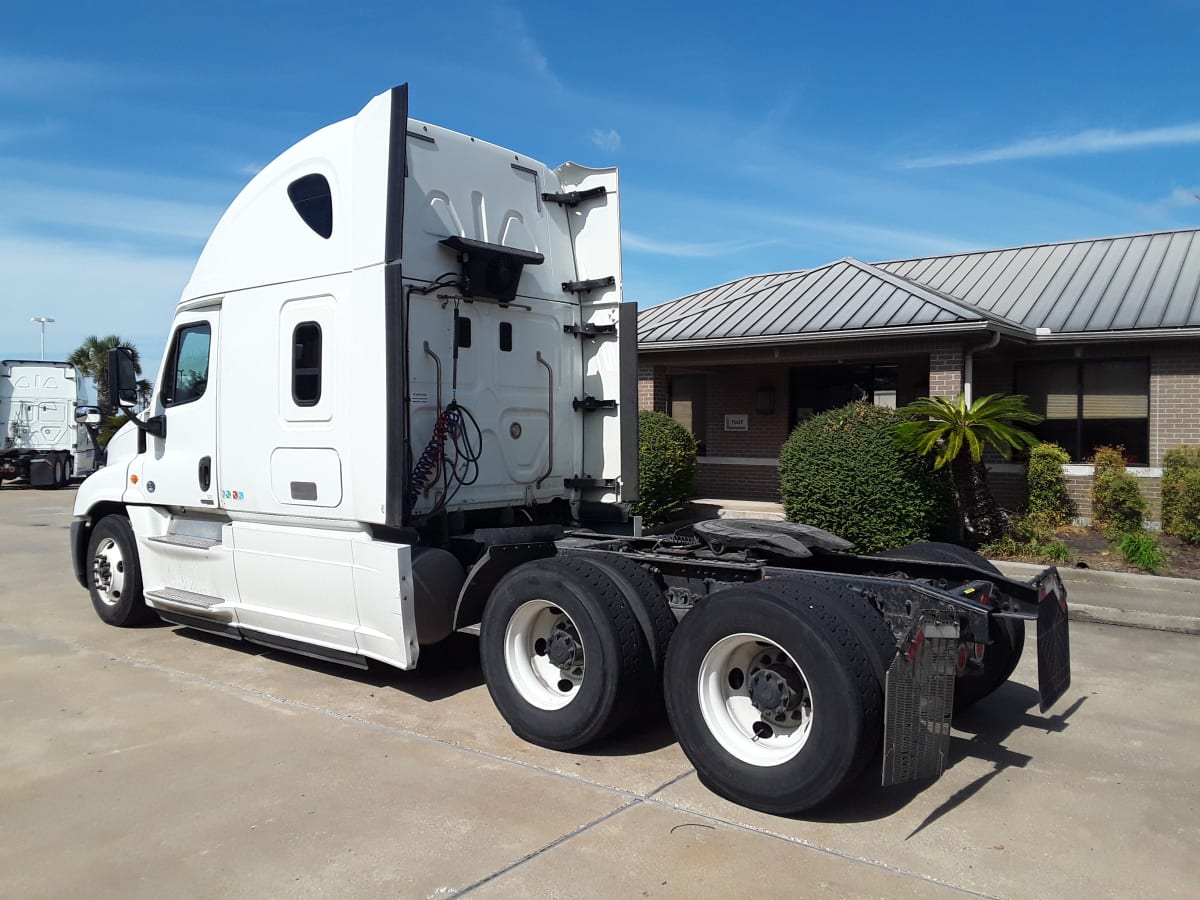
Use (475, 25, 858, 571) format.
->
(1, 359, 95, 488)
(69, 85, 1071, 815)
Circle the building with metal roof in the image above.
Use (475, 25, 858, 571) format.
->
(637, 228, 1200, 515)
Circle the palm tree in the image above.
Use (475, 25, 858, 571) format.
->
(68, 335, 142, 420)
(894, 393, 1042, 545)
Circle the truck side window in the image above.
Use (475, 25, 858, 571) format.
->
(292, 322, 322, 406)
(163, 323, 211, 407)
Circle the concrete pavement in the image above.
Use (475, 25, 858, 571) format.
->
(3, 486, 1199, 899)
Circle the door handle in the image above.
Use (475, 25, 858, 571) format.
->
(198, 456, 212, 491)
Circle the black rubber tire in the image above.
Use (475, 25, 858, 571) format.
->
(86, 515, 155, 627)
(480, 556, 653, 751)
(663, 582, 883, 815)
(879, 541, 1026, 710)
(577, 553, 677, 720)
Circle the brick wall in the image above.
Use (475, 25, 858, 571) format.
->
(696, 463, 781, 501)
(701, 365, 790, 457)
(929, 343, 963, 398)
(637, 365, 667, 412)
(1151, 351, 1200, 465)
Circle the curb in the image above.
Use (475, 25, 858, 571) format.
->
(1067, 603, 1200, 636)
(992, 560, 1200, 595)
(992, 560, 1200, 635)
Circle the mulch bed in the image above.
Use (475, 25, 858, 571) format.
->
(1044, 527, 1200, 579)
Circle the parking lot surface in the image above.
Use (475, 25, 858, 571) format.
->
(2, 486, 1198, 898)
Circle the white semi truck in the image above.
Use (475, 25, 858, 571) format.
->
(1, 359, 95, 487)
(70, 85, 1072, 814)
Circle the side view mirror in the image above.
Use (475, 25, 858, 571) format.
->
(107, 347, 139, 410)
(74, 406, 102, 425)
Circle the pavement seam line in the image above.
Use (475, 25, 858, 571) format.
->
(18, 625, 994, 898)
(9, 625, 656, 802)
(452, 799, 641, 897)
(640, 795, 1000, 900)
(645, 767, 696, 798)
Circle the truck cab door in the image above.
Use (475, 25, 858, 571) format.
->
(131, 310, 220, 511)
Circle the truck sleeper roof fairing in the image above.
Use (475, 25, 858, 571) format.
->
(181, 85, 604, 306)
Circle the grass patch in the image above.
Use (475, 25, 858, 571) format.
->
(1117, 530, 1166, 573)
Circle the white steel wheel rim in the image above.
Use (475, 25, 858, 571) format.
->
(697, 633, 814, 767)
(503, 599, 585, 710)
(92, 537, 126, 606)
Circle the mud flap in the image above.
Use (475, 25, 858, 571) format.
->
(1036, 571, 1071, 713)
(28, 457, 55, 487)
(882, 623, 957, 787)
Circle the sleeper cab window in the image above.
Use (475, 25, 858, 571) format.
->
(287, 173, 333, 239)
(163, 323, 212, 407)
(292, 322, 322, 406)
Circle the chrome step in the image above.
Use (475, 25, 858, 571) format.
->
(145, 587, 226, 610)
(148, 533, 221, 550)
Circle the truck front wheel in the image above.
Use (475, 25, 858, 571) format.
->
(664, 583, 882, 815)
(480, 556, 653, 751)
(87, 516, 155, 627)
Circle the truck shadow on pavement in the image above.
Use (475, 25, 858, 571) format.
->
(805, 682, 1088, 827)
(173, 627, 486, 702)
(172, 625, 681, 752)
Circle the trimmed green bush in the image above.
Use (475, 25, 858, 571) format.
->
(1025, 442, 1073, 529)
(1162, 446, 1200, 544)
(1090, 445, 1146, 537)
(779, 402, 953, 553)
(632, 411, 697, 527)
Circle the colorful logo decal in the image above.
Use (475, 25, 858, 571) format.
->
(223, 489, 245, 501)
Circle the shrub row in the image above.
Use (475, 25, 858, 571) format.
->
(1024, 442, 1073, 528)
(778, 402, 953, 553)
(632, 411, 697, 528)
(1162, 446, 1200, 545)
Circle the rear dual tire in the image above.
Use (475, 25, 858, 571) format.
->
(664, 582, 891, 815)
(479, 556, 671, 751)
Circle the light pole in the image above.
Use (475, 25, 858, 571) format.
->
(31, 316, 54, 360)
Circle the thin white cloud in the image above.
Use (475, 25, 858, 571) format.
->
(0, 120, 63, 145)
(1, 179, 224, 243)
(491, 4, 565, 94)
(903, 123, 1200, 168)
(623, 231, 774, 258)
(1145, 185, 1200, 214)
(0, 230, 190, 368)
(589, 129, 621, 152)
(0, 53, 121, 97)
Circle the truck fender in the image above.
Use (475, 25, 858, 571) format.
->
(451, 542, 557, 632)
(69, 501, 130, 590)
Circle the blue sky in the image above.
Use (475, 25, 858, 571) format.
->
(3, 1, 1199, 382)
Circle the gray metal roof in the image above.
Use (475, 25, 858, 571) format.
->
(877, 229, 1200, 334)
(639, 258, 1014, 348)
(639, 228, 1200, 348)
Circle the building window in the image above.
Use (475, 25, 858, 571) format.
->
(292, 322, 322, 406)
(788, 363, 897, 430)
(1015, 359, 1149, 464)
(163, 323, 211, 407)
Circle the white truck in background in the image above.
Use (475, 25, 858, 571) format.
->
(69, 84, 1072, 815)
(1, 359, 96, 487)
